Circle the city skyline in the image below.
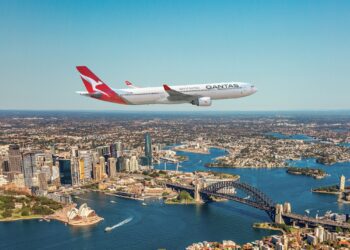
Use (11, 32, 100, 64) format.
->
(0, 110, 349, 249)
(1, 0, 350, 111)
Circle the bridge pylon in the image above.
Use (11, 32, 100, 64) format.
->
(274, 204, 285, 224)
(194, 179, 203, 203)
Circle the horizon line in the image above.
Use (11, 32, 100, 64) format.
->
(1, 109, 350, 113)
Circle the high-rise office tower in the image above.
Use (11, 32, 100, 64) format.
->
(129, 156, 139, 172)
(102, 146, 110, 157)
(23, 153, 36, 188)
(115, 141, 122, 157)
(110, 144, 117, 158)
(144, 133, 152, 166)
(38, 172, 48, 190)
(41, 165, 51, 183)
(80, 151, 92, 180)
(71, 157, 80, 185)
(8, 144, 22, 173)
(99, 156, 106, 175)
(92, 163, 100, 181)
(79, 158, 85, 181)
(123, 158, 130, 172)
(58, 159, 73, 185)
(51, 162, 60, 186)
(108, 157, 117, 178)
(117, 156, 124, 172)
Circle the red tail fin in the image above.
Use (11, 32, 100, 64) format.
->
(76, 66, 127, 104)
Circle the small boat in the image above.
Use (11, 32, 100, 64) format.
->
(142, 202, 147, 206)
(104, 217, 133, 232)
(110, 200, 117, 204)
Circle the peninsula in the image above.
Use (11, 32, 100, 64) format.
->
(286, 167, 327, 179)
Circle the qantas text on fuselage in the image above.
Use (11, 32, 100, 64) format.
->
(76, 66, 257, 107)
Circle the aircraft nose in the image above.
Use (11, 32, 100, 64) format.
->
(251, 85, 257, 93)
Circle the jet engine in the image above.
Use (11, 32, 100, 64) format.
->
(191, 97, 212, 106)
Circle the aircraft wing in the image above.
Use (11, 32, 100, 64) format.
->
(163, 84, 198, 102)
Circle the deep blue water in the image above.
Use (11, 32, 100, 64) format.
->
(1, 148, 349, 250)
(265, 132, 317, 141)
(155, 148, 350, 217)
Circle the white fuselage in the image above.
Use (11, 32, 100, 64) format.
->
(114, 82, 257, 105)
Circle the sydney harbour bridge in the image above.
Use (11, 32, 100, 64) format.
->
(166, 180, 350, 231)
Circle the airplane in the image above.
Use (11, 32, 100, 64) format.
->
(76, 66, 257, 106)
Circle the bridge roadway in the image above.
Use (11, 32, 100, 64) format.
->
(283, 213, 350, 229)
(166, 182, 350, 230)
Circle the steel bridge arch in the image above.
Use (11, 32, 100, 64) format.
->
(200, 181, 276, 220)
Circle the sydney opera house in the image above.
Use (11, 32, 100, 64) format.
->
(67, 203, 96, 222)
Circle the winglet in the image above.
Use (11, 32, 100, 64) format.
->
(163, 84, 171, 91)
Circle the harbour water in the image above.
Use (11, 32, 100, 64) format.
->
(1, 148, 349, 250)
(265, 132, 317, 141)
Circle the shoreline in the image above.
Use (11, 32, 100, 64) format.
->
(205, 164, 287, 169)
(0, 215, 43, 222)
(165, 199, 200, 205)
(174, 146, 210, 155)
(252, 223, 286, 234)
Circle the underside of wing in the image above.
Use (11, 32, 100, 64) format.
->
(163, 84, 199, 102)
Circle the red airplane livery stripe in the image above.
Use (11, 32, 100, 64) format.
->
(76, 66, 127, 104)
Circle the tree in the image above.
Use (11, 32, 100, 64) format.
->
(21, 209, 30, 216)
(177, 191, 193, 201)
(2, 209, 12, 218)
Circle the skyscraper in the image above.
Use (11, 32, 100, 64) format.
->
(117, 156, 124, 172)
(99, 156, 106, 177)
(108, 157, 117, 178)
(110, 143, 117, 158)
(38, 172, 48, 191)
(93, 163, 102, 181)
(80, 151, 92, 180)
(129, 156, 139, 172)
(144, 133, 152, 166)
(71, 157, 80, 185)
(79, 158, 85, 181)
(58, 159, 73, 185)
(8, 144, 22, 173)
(23, 153, 36, 188)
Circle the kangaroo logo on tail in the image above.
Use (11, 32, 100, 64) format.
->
(80, 74, 110, 97)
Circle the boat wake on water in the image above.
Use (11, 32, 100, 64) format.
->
(105, 217, 133, 232)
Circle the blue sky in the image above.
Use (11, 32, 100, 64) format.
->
(0, 0, 349, 111)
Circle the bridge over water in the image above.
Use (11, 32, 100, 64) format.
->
(166, 180, 350, 231)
